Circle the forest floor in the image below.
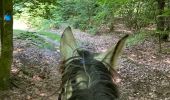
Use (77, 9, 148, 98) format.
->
(0, 22, 170, 100)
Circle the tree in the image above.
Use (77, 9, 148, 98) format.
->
(156, 0, 169, 41)
(156, 0, 165, 31)
(13, 0, 57, 19)
(0, 0, 13, 90)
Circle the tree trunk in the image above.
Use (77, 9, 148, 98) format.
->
(0, 0, 13, 90)
(156, 0, 165, 31)
(156, 0, 170, 41)
(164, 0, 170, 41)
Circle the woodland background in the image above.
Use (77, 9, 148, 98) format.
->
(0, 0, 169, 100)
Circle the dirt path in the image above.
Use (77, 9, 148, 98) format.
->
(36, 34, 60, 46)
(3, 23, 170, 100)
(50, 27, 125, 52)
(69, 28, 170, 100)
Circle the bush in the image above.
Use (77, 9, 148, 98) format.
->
(127, 30, 149, 46)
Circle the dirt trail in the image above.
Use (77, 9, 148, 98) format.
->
(3, 23, 170, 100)
(50, 27, 128, 52)
(70, 28, 170, 100)
(51, 26, 170, 100)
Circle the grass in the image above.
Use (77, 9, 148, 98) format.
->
(37, 31, 61, 41)
(127, 30, 148, 46)
(13, 29, 27, 38)
(13, 29, 60, 50)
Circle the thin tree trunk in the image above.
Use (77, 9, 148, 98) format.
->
(157, 0, 165, 31)
(0, 0, 13, 90)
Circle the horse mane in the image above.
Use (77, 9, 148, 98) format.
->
(59, 49, 119, 100)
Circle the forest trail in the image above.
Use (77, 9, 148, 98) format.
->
(13, 20, 131, 52)
(9, 20, 170, 100)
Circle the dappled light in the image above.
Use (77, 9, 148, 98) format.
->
(13, 48, 24, 54)
(163, 58, 170, 64)
(11, 67, 19, 74)
(13, 20, 29, 30)
(0, 0, 169, 100)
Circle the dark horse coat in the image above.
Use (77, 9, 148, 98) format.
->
(59, 27, 129, 100)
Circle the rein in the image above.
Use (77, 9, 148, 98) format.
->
(59, 53, 119, 100)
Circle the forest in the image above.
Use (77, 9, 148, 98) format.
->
(0, 0, 170, 100)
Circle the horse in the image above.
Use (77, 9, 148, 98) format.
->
(58, 26, 129, 100)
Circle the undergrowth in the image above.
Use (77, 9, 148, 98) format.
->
(13, 30, 60, 50)
(127, 30, 150, 46)
(37, 31, 60, 41)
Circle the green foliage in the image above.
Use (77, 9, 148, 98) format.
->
(14, 30, 45, 46)
(53, 0, 158, 33)
(127, 31, 148, 46)
(13, 30, 60, 50)
(163, 8, 170, 16)
(27, 17, 57, 30)
(14, 0, 61, 30)
(13, 0, 57, 19)
(14, 0, 170, 35)
(37, 31, 60, 41)
(119, 0, 157, 30)
(56, 0, 98, 30)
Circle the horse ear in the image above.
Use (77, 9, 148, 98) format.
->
(95, 35, 129, 69)
(60, 26, 77, 60)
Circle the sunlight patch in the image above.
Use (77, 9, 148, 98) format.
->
(13, 19, 29, 30)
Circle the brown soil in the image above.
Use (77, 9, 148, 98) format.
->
(0, 26, 169, 100)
